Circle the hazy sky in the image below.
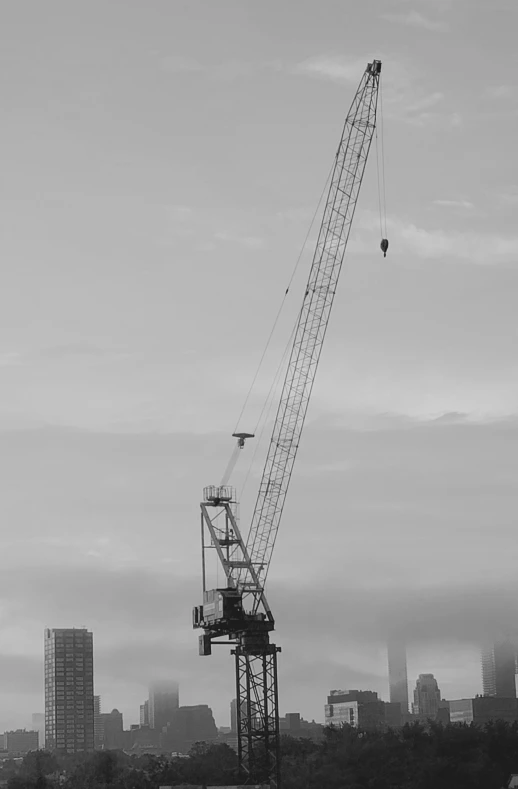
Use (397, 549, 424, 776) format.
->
(1, 0, 518, 731)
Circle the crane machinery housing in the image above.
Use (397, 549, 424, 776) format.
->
(192, 59, 383, 789)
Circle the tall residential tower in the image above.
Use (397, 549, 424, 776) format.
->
(149, 681, 179, 732)
(44, 628, 95, 752)
(387, 640, 409, 714)
(482, 639, 517, 698)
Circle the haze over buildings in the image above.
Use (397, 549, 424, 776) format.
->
(387, 640, 409, 714)
(481, 639, 517, 699)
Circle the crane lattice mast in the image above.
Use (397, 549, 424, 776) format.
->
(193, 60, 382, 789)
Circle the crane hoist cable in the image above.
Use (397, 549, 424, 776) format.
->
(231, 161, 336, 438)
(376, 74, 389, 257)
(220, 162, 336, 488)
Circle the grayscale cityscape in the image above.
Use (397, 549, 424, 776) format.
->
(1, 1, 517, 788)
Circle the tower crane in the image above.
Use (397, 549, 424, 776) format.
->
(192, 59, 382, 788)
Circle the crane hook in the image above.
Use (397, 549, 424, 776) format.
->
(380, 238, 389, 258)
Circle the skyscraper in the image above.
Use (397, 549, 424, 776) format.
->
(482, 639, 517, 698)
(412, 674, 442, 717)
(387, 640, 409, 713)
(44, 628, 95, 753)
(149, 681, 179, 731)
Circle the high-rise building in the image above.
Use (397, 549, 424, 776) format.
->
(149, 681, 179, 731)
(387, 639, 409, 713)
(31, 714, 45, 749)
(482, 639, 517, 698)
(140, 700, 149, 727)
(412, 674, 442, 717)
(44, 628, 95, 753)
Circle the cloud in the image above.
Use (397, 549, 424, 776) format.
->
(433, 199, 474, 209)
(381, 10, 449, 31)
(0, 416, 517, 723)
(292, 55, 372, 84)
(354, 209, 518, 265)
(161, 55, 204, 74)
(404, 91, 444, 113)
(213, 231, 266, 250)
(487, 85, 516, 99)
(0, 352, 22, 367)
(292, 54, 452, 127)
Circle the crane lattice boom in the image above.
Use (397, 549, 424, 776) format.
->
(240, 61, 382, 611)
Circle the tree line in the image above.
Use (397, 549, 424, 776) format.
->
(3, 720, 518, 788)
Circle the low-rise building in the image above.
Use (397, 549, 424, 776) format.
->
(3, 730, 39, 756)
(449, 696, 518, 725)
(279, 712, 324, 741)
(325, 690, 402, 731)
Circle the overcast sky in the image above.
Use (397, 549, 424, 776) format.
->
(1, 0, 517, 732)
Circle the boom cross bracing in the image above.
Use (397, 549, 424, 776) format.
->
(192, 59, 383, 789)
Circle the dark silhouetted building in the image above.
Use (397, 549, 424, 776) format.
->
(149, 681, 179, 732)
(450, 696, 518, 725)
(412, 674, 442, 718)
(279, 712, 324, 741)
(387, 639, 409, 714)
(99, 709, 124, 750)
(482, 640, 517, 698)
(162, 705, 217, 753)
(3, 730, 39, 756)
(44, 628, 95, 753)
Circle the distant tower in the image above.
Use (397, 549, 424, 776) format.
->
(44, 628, 95, 752)
(149, 681, 179, 731)
(482, 638, 517, 698)
(387, 640, 409, 713)
(413, 674, 441, 717)
(140, 700, 149, 727)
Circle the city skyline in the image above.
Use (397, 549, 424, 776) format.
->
(0, 0, 517, 733)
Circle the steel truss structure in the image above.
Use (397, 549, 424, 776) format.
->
(234, 646, 280, 787)
(194, 60, 382, 789)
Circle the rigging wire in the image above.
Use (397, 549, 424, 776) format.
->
(375, 126, 384, 240)
(375, 74, 388, 240)
(380, 74, 388, 238)
(376, 75, 387, 238)
(239, 309, 301, 502)
(232, 160, 336, 437)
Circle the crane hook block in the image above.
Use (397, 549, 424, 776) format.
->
(232, 432, 255, 448)
(380, 238, 389, 258)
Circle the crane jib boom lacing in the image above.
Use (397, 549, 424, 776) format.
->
(236, 60, 382, 613)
